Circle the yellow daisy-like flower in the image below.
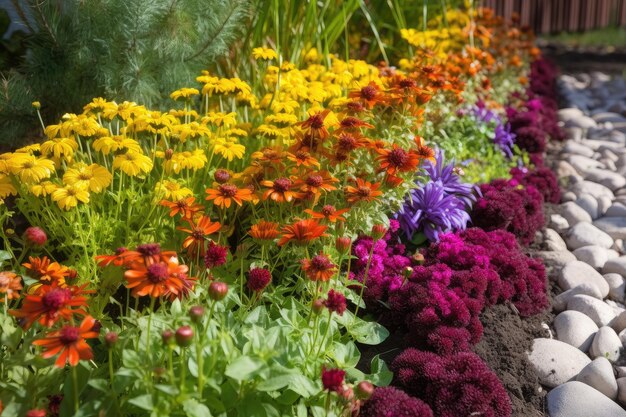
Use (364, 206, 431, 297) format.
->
(255, 124, 288, 139)
(215, 78, 237, 95)
(224, 127, 248, 137)
(252, 47, 277, 61)
(101, 101, 145, 121)
(213, 138, 245, 161)
(170, 88, 200, 101)
(8, 154, 55, 184)
(30, 181, 57, 197)
(15, 143, 41, 154)
(134, 111, 177, 135)
(173, 122, 211, 142)
(92, 135, 141, 155)
(44, 124, 65, 139)
(71, 115, 101, 137)
(0, 153, 12, 174)
(169, 109, 199, 120)
(40, 137, 78, 160)
(51, 184, 90, 210)
(265, 113, 298, 126)
(63, 163, 112, 193)
(271, 99, 300, 114)
(83, 97, 115, 115)
(203, 112, 238, 128)
(112, 151, 153, 176)
(0, 174, 17, 198)
(154, 180, 193, 201)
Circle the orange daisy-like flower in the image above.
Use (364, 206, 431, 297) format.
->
(375, 144, 420, 176)
(177, 216, 222, 257)
(348, 82, 387, 109)
(261, 177, 299, 203)
(95, 246, 128, 268)
(124, 254, 193, 299)
(159, 197, 204, 219)
(0, 271, 23, 302)
(300, 253, 336, 282)
(337, 116, 374, 133)
(298, 109, 331, 140)
(22, 256, 69, 286)
(205, 183, 255, 208)
(117, 243, 177, 268)
(304, 205, 349, 223)
(9, 284, 92, 330)
(416, 145, 436, 163)
(344, 178, 383, 204)
(295, 171, 339, 195)
(286, 150, 320, 168)
(333, 132, 367, 155)
(33, 315, 99, 368)
(249, 220, 280, 241)
(278, 219, 328, 246)
(251, 148, 285, 167)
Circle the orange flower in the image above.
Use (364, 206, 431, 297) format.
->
(0, 271, 22, 302)
(375, 144, 420, 175)
(286, 150, 320, 168)
(22, 256, 69, 286)
(333, 132, 367, 155)
(33, 315, 99, 368)
(9, 284, 92, 330)
(177, 216, 221, 257)
(298, 109, 331, 140)
(117, 243, 177, 268)
(95, 246, 128, 268)
(124, 254, 193, 298)
(337, 116, 374, 132)
(348, 82, 387, 109)
(278, 219, 328, 246)
(159, 197, 203, 219)
(249, 220, 280, 241)
(344, 178, 383, 204)
(414, 136, 436, 163)
(205, 183, 255, 208)
(300, 253, 336, 281)
(261, 177, 299, 203)
(295, 171, 338, 195)
(304, 205, 349, 223)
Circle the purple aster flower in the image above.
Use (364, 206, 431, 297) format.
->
(424, 150, 478, 206)
(493, 123, 516, 158)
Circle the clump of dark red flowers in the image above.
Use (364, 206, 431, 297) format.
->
(204, 242, 228, 269)
(247, 267, 271, 292)
(392, 349, 512, 417)
(510, 166, 560, 204)
(470, 178, 544, 245)
(359, 386, 433, 417)
(321, 367, 345, 393)
(324, 289, 347, 316)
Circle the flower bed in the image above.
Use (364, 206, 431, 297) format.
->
(0, 7, 561, 417)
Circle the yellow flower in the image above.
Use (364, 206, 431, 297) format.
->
(63, 163, 112, 193)
(213, 138, 245, 161)
(40, 137, 78, 160)
(102, 101, 145, 121)
(8, 154, 55, 184)
(51, 184, 90, 210)
(224, 127, 248, 137)
(252, 47, 277, 61)
(255, 124, 288, 139)
(0, 174, 17, 198)
(155, 180, 193, 201)
(30, 181, 57, 197)
(71, 115, 101, 137)
(83, 97, 115, 115)
(270, 100, 300, 114)
(15, 143, 41, 154)
(32, 101, 41, 109)
(92, 136, 141, 155)
(173, 122, 211, 142)
(265, 113, 298, 126)
(112, 151, 153, 176)
(170, 88, 200, 101)
(203, 112, 237, 128)
(133, 111, 177, 135)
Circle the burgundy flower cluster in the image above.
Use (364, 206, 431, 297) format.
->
(392, 349, 512, 417)
(359, 386, 434, 417)
(470, 178, 544, 245)
(511, 166, 561, 204)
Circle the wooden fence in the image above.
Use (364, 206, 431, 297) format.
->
(480, 0, 626, 34)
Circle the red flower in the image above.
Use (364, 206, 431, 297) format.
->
(344, 178, 383, 204)
(376, 144, 420, 175)
(206, 183, 255, 208)
(247, 268, 272, 292)
(298, 109, 332, 140)
(33, 315, 99, 368)
(94, 246, 128, 267)
(324, 289, 347, 315)
(348, 82, 387, 109)
(249, 220, 280, 241)
(24, 227, 47, 246)
(304, 205, 349, 223)
(124, 255, 194, 299)
(261, 177, 299, 203)
(321, 367, 345, 392)
(159, 197, 204, 219)
(301, 253, 336, 282)
(117, 243, 177, 268)
(204, 242, 228, 269)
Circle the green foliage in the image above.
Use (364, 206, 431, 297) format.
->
(0, 0, 252, 146)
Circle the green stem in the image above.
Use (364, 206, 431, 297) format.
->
(352, 241, 375, 320)
(146, 297, 156, 362)
(72, 365, 79, 413)
(315, 312, 333, 358)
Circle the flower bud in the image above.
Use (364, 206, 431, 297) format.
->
(335, 236, 352, 254)
(355, 381, 375, 400)
(371, 224, 387, 240)
(412, 252, 425, 265)
(32, 101, 41, 109)
(403, 266, 414, 279)
(189, 306, 204, 323)
(312, 298, 325, 315)
(208, 281, 228, 301)
(24, 226, 47, 247)
(161, 329, 175, 345)
(214, 169, 231, 184)
(175, 325, 194, 347)
(104, 331, 118, 348)
(164, 148, 174, 160)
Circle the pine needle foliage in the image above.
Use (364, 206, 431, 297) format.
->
(0, 0, 252, 147)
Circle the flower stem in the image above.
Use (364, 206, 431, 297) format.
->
(146, 297, 156, 362)
(315, 312, 333, 358)
(353, 241, 375, 320)
(72, 365, 79, 413)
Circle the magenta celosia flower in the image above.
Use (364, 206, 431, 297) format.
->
(321, 367, 345, 392)
(204, 242, 228, 268)
(359, 386, 433, 417)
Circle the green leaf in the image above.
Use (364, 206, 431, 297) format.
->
(224, 356, 265, 382)
(329, 341, 360, 368)
(183, 398, 212, 417)
(0, 250, 11, 263)
(129, 394, 154, 411)
(87, 378, 109, 392)
(154, 384, 179, 395)
(350, 320, 389, 345)
(368, 355, 393, 386)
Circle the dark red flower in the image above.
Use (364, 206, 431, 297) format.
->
(204, 242, 228, 269)
(247, 268, 271, 292)
(321, 367, 345, 392)
(25, 227, 47, 246)
(324, 289, 347, 316)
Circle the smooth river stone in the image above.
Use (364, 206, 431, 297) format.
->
(554, 310, 599, 352)
(558, 261, 610, 298)
(567, 295, 617, 327)
(547, 382, 626, 417)
(528, 338, 591, 388)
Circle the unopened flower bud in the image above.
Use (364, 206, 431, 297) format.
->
(164, 148, 174, 160)
(104, 332, 118, 348)
(32, 101, 41, 109)
(189, 306, 204, 323)
(175, 325, 194, 347)
(412, 252, 425, 265)
(161, 329, 175, 345)
(335, 236, 352, 254)
(214, 169, 231, 184)
(312, 298, 325, 315)
(371, 224, 387, 240)
(208, 281, 228, 301)
(355, 381, 375, 400)
(403, 266, 414, 279)
(24, 226, 47, 247)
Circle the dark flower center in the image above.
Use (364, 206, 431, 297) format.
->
(388, 148, 408, 167)
(399, 78, 416, 89)
(306, 175, 323, 187)
(340, 117, 359, 128)
(78, 172, 92, 180)
(295, 150, 309, 160)
(360, 86, 377, 100)
(42, 288, 71, 310)
(147, 263, 169, 283)
(273, 178, 292, 192)
(214, 169, 230, 183)
(309, 115, 324, 129)
(422, 66, 435, 74)
(337, 134, 357, 151)
(357, 186, 371, 197)
(301, 134, 318, 148)
(137, 243, 161, 256)
(310, 255, 332, 271)
(192, 228, 205, 240)
(59, 327, 80, 345)
(219, 184, 238, 197)
(115, 246, 127, 255)
(263, 149, 279, 159)
(176, 200, 188, 209)
(321, 205, 336, 216)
